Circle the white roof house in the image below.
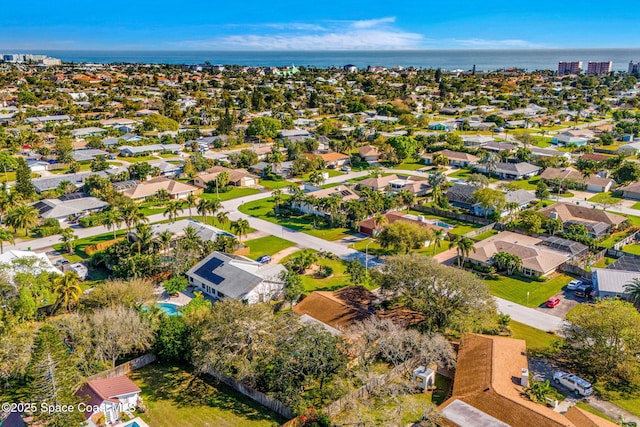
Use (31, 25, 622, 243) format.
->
(0, 250, 62, 279)
(592, 268, 640, 299)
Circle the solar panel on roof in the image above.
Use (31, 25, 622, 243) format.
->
(60, 192, 86, 201)
(341, 190, 351, 196)
(194, 257, 225, 285)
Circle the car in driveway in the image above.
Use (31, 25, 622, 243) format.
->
(553, 371, 593, 396)
(574, 284, 594, 298)
(340, 166, 351, 172)
(257, 255, 271, 264)
(566, 280, 583, 291)
(545, 297, 561, 308)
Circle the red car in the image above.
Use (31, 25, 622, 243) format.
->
(546, 297, 561, 308)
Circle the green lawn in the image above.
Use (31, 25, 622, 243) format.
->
(0, 171, 40, 183)
(471, 229, 500, 241)
(299, 169, 343, 181)
(388, 160, 428, 171)
(239, 199, 353, 241)
(510, 321, 561, 356)
(447, 168, 472, 179)
(596, 389, 640, 419)
(244, 236, 294, 260)
(623, 213, 640, 227)
(199, 187, 262, 202)
(52, 229, 127, 262)
(178, 215, 255, 234)
(631, 202, 640, 210)
(484, 273, 573, 307)
(130, 363, 285, 427)
(282, 250, 354, 293)
(622, 243, 640, 256)
(260, 179, 294, 190)
(407, 210, 483, 236)
(138, 201, 167, 216)
(117, 155, 159, 162)
(49, 162, 93, 174)
(509, 176, 541, 191)
(587, 192, 623, 204)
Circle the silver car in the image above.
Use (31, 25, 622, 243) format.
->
(566, 280, 583, 291)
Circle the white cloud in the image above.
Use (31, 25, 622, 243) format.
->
(450, 38, 548, 49)
(350, 17, 396, 29)
(176, 17, 423, 50)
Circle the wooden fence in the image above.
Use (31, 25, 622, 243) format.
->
(465, 223, 496, 239)
(207, 369, 295, 420)
(87, 353, 157, 381)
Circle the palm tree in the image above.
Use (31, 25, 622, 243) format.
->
(480, 152, 500, 177)
(230, 218, 250, 242)
(185, 194, 197, 218)
(432, 229, 445, 255)
(428, 171, 447, 206)
(59, 228, 77, 254)
(216, 210, 230, 229)
(120, 204, 147, 240)
(308, 170, 326, 186)
(0, 227, 15, 253)
(197, 198, 220, 225)
(373, 213, 388, 231)
(6, 205, 39, 236)
(156, 230, 174, 252)
(397, 190, 416, 212)
(53, 272, 82, 313)
(450, 235, 476, 268)
(163, 200, 183, 223)
(132, 222, 155, 254)
(272, 189, 283, 216)
(101, 209, 122, 239)
(624, 279, 640, 308)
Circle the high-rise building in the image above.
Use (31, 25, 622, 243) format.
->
(558, 61, 582, 76)
(629, 61, 640, 75)
(586, 61, 613, 76)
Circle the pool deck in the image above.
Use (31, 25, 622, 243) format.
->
(158, 289, 194, 306)
(113, 417, 150, 427)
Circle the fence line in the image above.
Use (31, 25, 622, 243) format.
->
(411, 205, 493, 226)
(87, 353, 157, 381)
(464, 223, 496, 239)
(207, 369, 295, 420)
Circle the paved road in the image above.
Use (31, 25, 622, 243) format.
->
(495, 297, 565, 332)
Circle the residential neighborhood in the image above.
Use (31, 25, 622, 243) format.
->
(1, 56, 640, 427)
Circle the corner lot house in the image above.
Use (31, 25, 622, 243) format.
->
(438, 334, 617, 427)
(186, 251, 286, 304)
(539, 203, 628, 239)
(75, 376, 141, 426)
(293, 186, 359, 216)
(122, 177, 200, 200)
(32, 194, 108, 220)
(467, 231, 581, 277)
(358, 211, 447, 236)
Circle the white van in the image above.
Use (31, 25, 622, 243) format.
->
(553, 371, 593, 396)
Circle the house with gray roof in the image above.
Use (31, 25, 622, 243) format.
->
(25, 114, 70, 124)
(186, 251, 286, 304)
(71, 148, 110, 162)
(475, 162, 541, 180)
(31, 194, 108, 220)
(592, 268, 640, 299)
(101, 133, 142, 147)
(32, 171, 108, 193)
(118, 144, 182, 156)
(71, 127, 106, 138)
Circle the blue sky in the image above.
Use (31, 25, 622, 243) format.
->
(1, 0, 638, 50)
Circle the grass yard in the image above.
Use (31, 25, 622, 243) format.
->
(299, 169, 344, 181)
(471, 229, 500, 241)
(510, 176, 541, 191)
(244, 236, 294, 260)
(239, 199, 353, 241)
(260, 179, 293, 190)
(52, 229, 127, 262)
(623, 213, 640, 227)
(510, 321, 561, 356)
(622, 243, 640, 256)
(447, 168, 472, 179)
(0, 171, 39, 183)
(388, 160, 428, 171)
(596, 389, 640, 419)
(177, 215, 256, 234)
(282, 250, 354, 293)
(117, 155, 159, 162)
(631, 202, 640, 210)
(405, 210, 483, 236)
(138, 201, 167, 216)
(199, 187, 262, 202)
(130, 363, 285, 427)
(587, 192, 623, 204)
(484, 273, 573, 307)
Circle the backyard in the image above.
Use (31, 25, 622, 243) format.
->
(484, 273, 574, 307)
(281, 249, 364, 293)
(129, 363, 285, 427)
(509, 321, 561, 356)
(199, 187, 262, 202)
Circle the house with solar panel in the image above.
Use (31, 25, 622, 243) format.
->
(186, 251, 286, 304)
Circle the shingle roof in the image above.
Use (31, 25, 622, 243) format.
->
(539, 203, 627, 226)
(186, 251, 285, 300)
(122, 177, 198, 199)
(446, 183, 477, 205)
(439, 334, 575, 427)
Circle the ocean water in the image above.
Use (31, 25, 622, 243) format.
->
(23, 49, 640, 71)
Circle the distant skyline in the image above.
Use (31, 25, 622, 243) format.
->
(2, 1, 639, 51)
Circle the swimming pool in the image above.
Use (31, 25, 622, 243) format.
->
(155, 302, 182, 316)
(431, 220, 455, 229)
(124, 423, 140, 427)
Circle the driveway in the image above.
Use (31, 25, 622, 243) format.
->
(534, 288, 580, 318)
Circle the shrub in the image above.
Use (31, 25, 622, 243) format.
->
(34, 226, 61, 237)
(317, 265, 334, 278)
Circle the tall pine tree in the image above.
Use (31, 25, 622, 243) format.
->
(15, 157, 35, 199)
(27, 325, 84, 427)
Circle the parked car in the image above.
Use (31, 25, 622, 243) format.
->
(340, 166, 351, 172)
(553, 371, 593, 396)
(566, 280, 583, 291)
(546, 297, 561, 308)
(574, 284, 593, 298)
(257, 255, 271, 264)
